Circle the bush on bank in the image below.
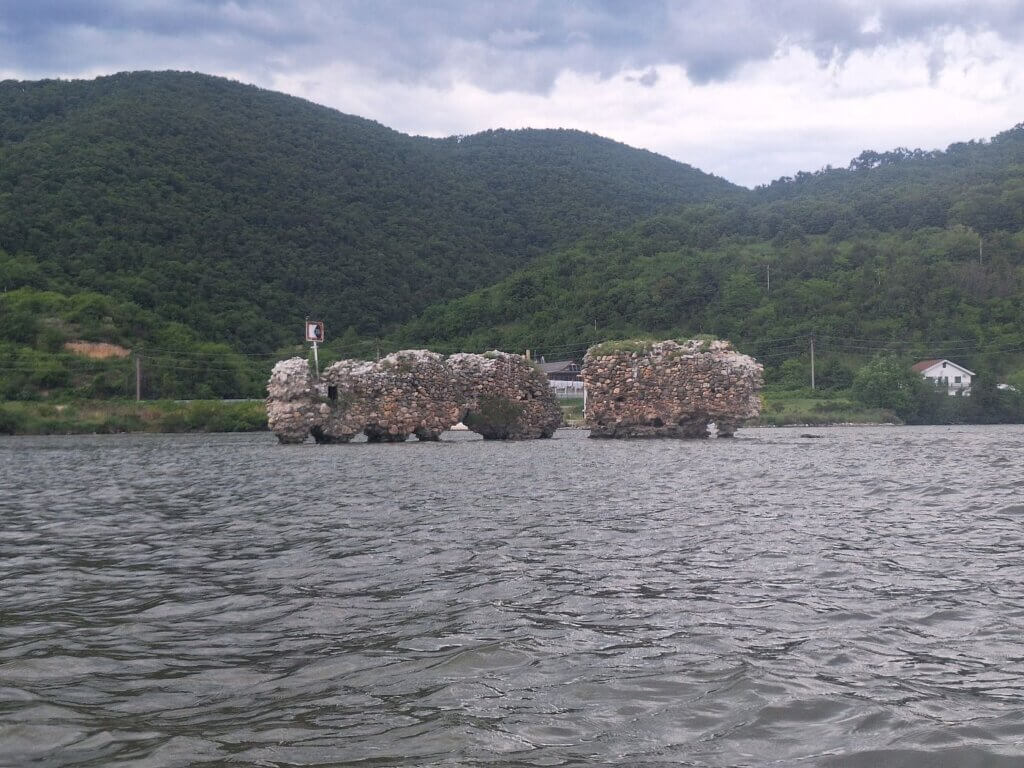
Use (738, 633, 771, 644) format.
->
(0, 400, 268, 435)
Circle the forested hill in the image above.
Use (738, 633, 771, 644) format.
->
(753, 123, 1024, 237)
(396, 123, 1024, 388)
(4, 69, 1024, 403)
(0, 70, 738, 350)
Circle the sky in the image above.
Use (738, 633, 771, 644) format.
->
(2, 0, 1023, 187)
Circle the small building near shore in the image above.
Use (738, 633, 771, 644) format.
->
(538, 358, 584, 399)
(912, 359, 974, 396)
(538, 359, 581, 381)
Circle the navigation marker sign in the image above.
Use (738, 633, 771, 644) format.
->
(305, 321, 324, 342)
(305, 320, 324, 379)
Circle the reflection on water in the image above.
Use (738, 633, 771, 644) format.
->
(2, 426, 1024, 766)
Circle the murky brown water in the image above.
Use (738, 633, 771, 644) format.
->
(2, 426, 1024, 766)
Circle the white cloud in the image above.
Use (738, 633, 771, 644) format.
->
(268, 27, 1024, 187)
(3, 2, 1024, 186)
(860, 11, 883, 35)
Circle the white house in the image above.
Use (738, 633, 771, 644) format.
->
(538, 358, 585, 399)
(911, 359, 974, 395)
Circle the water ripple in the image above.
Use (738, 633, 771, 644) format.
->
(2, 426, 1024, 766)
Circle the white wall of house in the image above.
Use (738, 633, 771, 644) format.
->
(549, 380, 585, 399)
(919, 361, 972, 395)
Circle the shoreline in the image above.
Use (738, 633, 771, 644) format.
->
(2, 398, 1008, 437)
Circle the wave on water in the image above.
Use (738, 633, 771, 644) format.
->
(2, 426, 1024, 766)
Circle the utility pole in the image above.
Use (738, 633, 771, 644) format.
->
(766, 263, 771, 294)
(135, 354, 142, 402)
(979, 236, 983, 266)
(809, 336, 816, 391)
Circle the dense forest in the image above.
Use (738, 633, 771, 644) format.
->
(0, 71, 734, 343)
(1, 70, 1023, 407)
(395, 124, 1024, 392)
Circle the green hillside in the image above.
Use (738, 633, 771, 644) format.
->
(2, 69, 1024, 410)
(395, 125, 1024, 390)
(0, 71, 736, 349)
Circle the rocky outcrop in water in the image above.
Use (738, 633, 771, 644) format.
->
(318, 350, 463, 443)
(582, 339, 762, 438)
(266, 350, 562, 444)
(266, 357, 322, 444)
(449, 352, 563, 440)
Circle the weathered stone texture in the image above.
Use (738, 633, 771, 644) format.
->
(449, 352, 563, 440)
(266, 357, 319, 444)
(582, 339, 762, 438)
(266, 350, 562, 444)
(322, 350, 463, 443)
(310, 358, 374, 443)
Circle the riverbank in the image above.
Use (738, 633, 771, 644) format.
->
(0, 393, 897, 435)
(753, 393, 898, 427)
(0, 399, 267, 435)
(557, 394, 898, 429)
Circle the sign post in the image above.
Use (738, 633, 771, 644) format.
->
(305, 320, 325, 379)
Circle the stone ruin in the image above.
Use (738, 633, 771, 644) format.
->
(266, 350, 562, 444)
(450, 351, 562, 440)
(318, 350, 462, 443)
(265, 357, 323, 444)
(582, 339, 762, 438)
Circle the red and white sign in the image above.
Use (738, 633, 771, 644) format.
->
(305, 321, 324, 342)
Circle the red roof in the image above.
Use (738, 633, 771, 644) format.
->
(911, 359, 942, 373)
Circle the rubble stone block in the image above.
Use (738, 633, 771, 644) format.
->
(449, 351, 563, 440)
(582, 339, 762, 439)
(266, 357, 318, 444)
(266, 349, 563, 444)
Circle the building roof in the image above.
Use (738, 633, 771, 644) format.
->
(538, 360, 580, 374)
(911, 359, 976, 376)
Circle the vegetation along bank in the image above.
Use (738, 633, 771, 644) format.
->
(2, 72, 1024, 429)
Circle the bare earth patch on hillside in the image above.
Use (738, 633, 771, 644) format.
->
(64, 341, 130, 359)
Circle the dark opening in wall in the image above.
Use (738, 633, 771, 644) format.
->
(328, 385, 338, 401)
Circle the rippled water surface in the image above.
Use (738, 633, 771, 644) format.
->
(3, 426, 1024, 767)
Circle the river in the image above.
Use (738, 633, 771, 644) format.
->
(2, 426, 1023, 766)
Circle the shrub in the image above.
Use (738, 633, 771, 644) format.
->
(0, 405, 24, 434)
(851, 356, 927, 423)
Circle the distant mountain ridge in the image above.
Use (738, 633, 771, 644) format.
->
(0, 70, 740, 351)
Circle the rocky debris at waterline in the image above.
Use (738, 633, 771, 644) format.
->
(449, 352, 563, 440)
(582, 339, 763, 439)
(266, 350, 562, 444)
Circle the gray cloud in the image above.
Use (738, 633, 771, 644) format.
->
(4, 1, 1023, 90)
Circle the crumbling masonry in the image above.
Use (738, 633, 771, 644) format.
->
(266, 350, 562, 444)
(582, 339, 762, 438)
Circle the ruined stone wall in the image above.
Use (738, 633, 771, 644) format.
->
(582, 339, 762, 438)
(319, 350, 463, 443)
(266, 350, 562, 444)
(266, 357, 323, 444)
(449, 352, 563, 440)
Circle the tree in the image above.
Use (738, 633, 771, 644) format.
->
(852, 356, 929, 422)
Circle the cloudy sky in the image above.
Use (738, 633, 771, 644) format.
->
(2, 0, 1023, 186)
